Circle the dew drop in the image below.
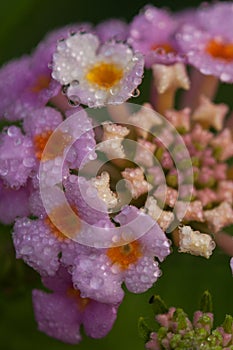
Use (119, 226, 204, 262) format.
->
(0, 167, 8, 176)
(20, 245, 33, 255)
(70, 80, 79, 87)
(68, 95, 81, 107)
(23, 157, 35, 168)
(131, 88, 140, 98)
(14, 138, 21, 146)
(90, 276, 103, 289)
(62, 84, 70, 95)
(7, 126, 19, 137)
(140, 274, 149, 283)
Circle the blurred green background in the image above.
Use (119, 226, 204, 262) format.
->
(0, 0, 233, 349)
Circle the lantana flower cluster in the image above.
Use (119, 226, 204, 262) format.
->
(0, 1, 233, 345)
(143, 292, 233, 350)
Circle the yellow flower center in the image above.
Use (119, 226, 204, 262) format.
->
(86, 62, 123, 89)
(107, 240, 142, 270)
(67, 288, 90, 311)
(31, 74, 51, 93)
(206, 38, 233, 61)
(45, 204, 81, 241)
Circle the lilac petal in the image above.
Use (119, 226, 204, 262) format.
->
(42, 265, 73, 293)
(124, 256, 161, 293)
(23, 107, 63, 137)
(64, 176, 112, 226)
(83, 300, 118, 338)
(95, 19, 128, 42)
(13, 218, 61, 276)
(197, 2, 233, 41)
(176, 24, 233, 82)
(32, 289, 82, 344)
(0, 180, 30, 224)
(28, 190, 46, 218)
(0, 56, 33, 120)
(72, 250, 124, 304)
(129, 5, 175, 52)
(64, 109, 97, 168)
(0, 126, 35, 188)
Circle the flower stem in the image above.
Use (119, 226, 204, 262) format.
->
(181, 68, 219, 110)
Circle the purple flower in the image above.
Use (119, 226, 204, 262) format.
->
(52, 32, 144, 107)
(0, 55, 59, 121)
(176, 2, 233, 82)
(128, 5, 185, 68)
(33, 266, 119, 344)
(13, 216, 65, 276)
(0, 24, 92, 121)
(71, 205, 170, 304)
(12, 175, 116, 276)
(95, 19, 128, 42)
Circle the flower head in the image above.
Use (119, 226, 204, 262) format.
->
(52, 32, 144, 107)
(176, 2, 233, 82)
(33, 266, 119, 344)
(145, 293, 233, 350)
(128, 5, 185, 68)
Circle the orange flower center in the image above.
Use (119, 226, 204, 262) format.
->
(31, 75, 51, 93)
(86, 62, 123, 89)
(206, 38, 233, 61)
(45, 204, 81, 241)
(67, 287, 90, 311)
(107, 240, 142, 270)
(34, 130, 53, 160)
(150, 43, 175, 54)
(33, 129, 72, 161)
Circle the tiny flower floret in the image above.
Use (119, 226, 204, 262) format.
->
(97, 122, 130, 159)
(192, 95, 228, 131)
(90, 171, 118, 209)
(52, 32, 144, 107)
(178, 225, 215, 259)
(121, 167, 153, 199)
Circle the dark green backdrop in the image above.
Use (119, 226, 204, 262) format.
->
(0, 1, 232, 349)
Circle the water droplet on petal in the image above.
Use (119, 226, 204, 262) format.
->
(70, 80, 79, 87)
(7, 126, 19, 137)
(0, 167, 8, 176)
(90, 276, 103, 289)
(131, 88, 140, 98)
(62, 84, 70, 95)
(68, 95, 80, 107)
(20, 245, 33, 255)
(23, 157, 35, 168)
